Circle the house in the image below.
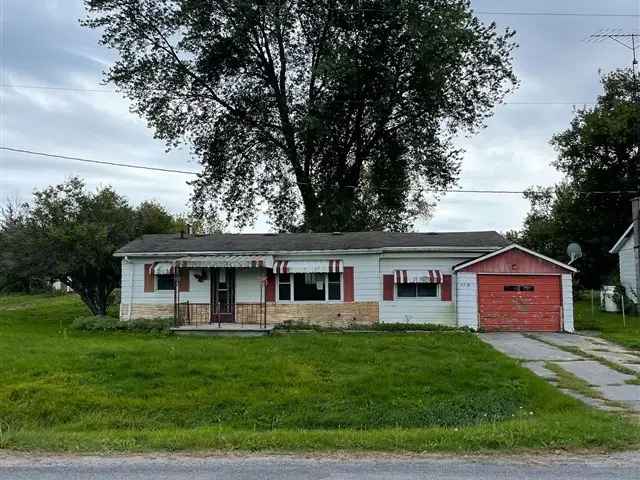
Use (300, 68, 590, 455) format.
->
(610, 224, 638, 303)
(114, 231, 576, 332)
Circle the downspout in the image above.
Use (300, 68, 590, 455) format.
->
(125, 256, 134, 321)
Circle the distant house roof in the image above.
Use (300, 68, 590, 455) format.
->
(610, 224, 634, 254)
(114, 231, 509, 256)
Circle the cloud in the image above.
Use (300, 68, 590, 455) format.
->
(1, 0, 636, 232)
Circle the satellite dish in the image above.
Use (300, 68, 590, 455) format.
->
(567, 242, 583, 265)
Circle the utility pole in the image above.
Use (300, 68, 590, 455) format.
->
(589, 31, 640, 100)
(633, 197, 640, 301)
(590, 31, 640, 302)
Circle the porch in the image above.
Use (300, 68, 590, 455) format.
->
(153, 254, 272, 332)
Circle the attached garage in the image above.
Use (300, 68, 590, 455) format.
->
(454, 245, 576, 332)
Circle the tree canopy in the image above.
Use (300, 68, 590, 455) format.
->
(0, 178, 179, 313)
(83, 0, 517, 232)
(509, 69, 640, 289)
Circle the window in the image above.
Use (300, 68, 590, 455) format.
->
(504, 285, 535, 292)
(278, 273, 291, 301)
(397, 282, 438, 298)
(156, 274, 174, 290)
(328, 272, 341, 300)
(293, 273, 326, 301)
(278, 272, 343, 302)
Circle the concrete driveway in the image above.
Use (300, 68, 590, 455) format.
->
(480, 333, 640, 412)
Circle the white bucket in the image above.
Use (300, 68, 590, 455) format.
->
(600, 286, 619, 312)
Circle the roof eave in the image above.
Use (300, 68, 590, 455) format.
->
(609, 224, 634, 254)
(113, 245, 504, 258)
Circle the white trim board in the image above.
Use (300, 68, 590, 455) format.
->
(610, 224, 634, 254)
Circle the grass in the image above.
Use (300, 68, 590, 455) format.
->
(0, 294, 639, 453)
(574, 297, 640, 351)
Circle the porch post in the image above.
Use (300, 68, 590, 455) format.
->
(173, 265, 177, 325)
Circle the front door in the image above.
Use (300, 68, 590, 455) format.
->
(210, 268, 236, 323)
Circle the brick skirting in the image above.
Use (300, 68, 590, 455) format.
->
(120, 301, 379, 326)
(120, 304, 174, 320)
(265, 302, 379, 327)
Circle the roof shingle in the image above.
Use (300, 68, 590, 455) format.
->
(115, 231, 509, 255)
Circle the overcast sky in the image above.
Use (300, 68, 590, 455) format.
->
(0, 0, 638, 233)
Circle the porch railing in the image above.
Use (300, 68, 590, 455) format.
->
(175, 302, 267, 328)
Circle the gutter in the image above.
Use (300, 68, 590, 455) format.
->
(113, 246, 504, 258)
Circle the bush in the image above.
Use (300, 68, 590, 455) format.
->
(275, 321, 468, 333)
(71, 315, 172, 333)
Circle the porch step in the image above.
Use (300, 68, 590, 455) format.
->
(170, 323, 274, 337)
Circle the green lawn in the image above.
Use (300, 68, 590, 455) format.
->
(0, 294, 638, 453)
(574, 297, 640, 350)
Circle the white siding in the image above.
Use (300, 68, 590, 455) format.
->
(121, 254, 379, 308)
(618, 236, 638, 302)
(378, 254, 476, 326)
(122, 257, 210, 305)
(456, 272, 478, 330)
(235, 268, 264, 303)
(562, 273, 574, 333)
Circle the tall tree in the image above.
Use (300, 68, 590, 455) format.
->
(512, 69, 640, 288)
(0, 179, 181, 314)
(83, 0, 517, 232)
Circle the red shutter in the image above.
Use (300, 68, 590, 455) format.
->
(383, 274, 395, 301)
(144, 264, 154, 292)
(441, 274, 452, 301)
(265, 271, 276, 302)
(179, 268, 190, 292)
(343, 266, 354, 302)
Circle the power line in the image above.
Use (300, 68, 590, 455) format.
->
(2, 146, 638, 196)
(0, 84, 112, 93)
(474, 11, 639, 18)
(0, 146, 199, 175)
(0, 84, 596, 106)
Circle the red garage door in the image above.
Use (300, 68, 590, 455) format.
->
(478, 275, 562, 332)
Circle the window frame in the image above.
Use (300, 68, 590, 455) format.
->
(395, 282, 440, 299)
(276, 272, 343, 303)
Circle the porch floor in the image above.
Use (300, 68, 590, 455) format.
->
(170, 323, 274, 336)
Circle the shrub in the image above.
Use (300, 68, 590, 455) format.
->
(275, 321, 469, 333)
(71, 315, 172, 333)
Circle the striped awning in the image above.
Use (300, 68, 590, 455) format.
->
(273, 259, 343, 274)
(394, 269, 442, 284)
(153, 262, 175, 275)
(175, 255, 273, 269)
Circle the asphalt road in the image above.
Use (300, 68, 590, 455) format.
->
(2, 452, 640, 479)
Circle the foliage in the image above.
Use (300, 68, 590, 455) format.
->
(0, 178, 180, 314)
(2, 293, 639, 453)
(276, 320, 467, 332)
(72, 315, 172, 333)
(83, 0, 517, 232)
(135, 201, 180, 236)
(512, 69, 640, 289)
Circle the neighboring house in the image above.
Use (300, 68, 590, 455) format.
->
(51, 280, 73, 293)
(610, 224, 638, 303)
(114, 231, 576, 332)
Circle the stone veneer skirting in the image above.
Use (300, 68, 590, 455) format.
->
(264, 302, 379, 327)
(120, 303, 174, 320)
(120, 302, 379, 326)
